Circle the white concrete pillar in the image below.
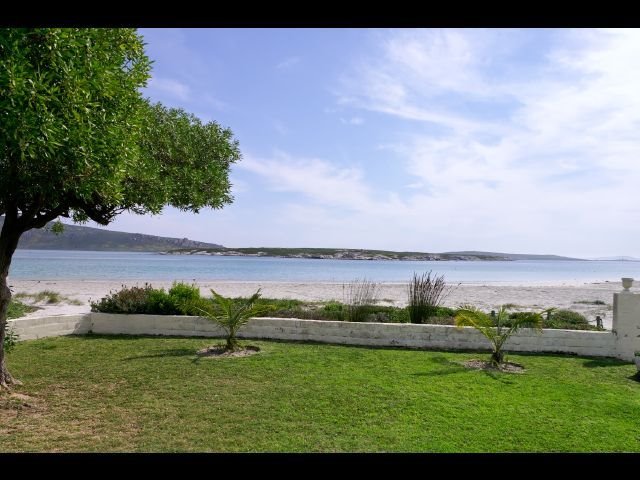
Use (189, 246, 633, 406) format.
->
(612, 288, 640, 361)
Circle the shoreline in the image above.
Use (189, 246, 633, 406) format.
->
(9, 278, 632, 330)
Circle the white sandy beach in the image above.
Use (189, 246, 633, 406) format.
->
(9, 278, 633, 330)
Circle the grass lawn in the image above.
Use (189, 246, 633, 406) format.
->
(1, 335, 639, 452)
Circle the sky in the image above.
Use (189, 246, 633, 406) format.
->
(96, 28, 640, 258)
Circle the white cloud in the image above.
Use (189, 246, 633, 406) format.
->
(147, 77, 191, 101)
(273, 120, 289, 135)
(340, 117, 364, 125)
(321, 28, 640, 256)
(239, 153, 378, 212)
(276, 56, 301, 69)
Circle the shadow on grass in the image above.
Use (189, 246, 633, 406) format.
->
(69, 334, 222, 342)
(411, 356, 468, 377)
(582, 358, 631, 368)
(123, 348, 199, 362)
(481, 370, 517, 385)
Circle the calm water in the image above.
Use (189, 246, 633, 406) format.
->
(7, 249, 640, 283)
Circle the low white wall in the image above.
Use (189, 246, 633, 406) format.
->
(7, 314, 91, 341)
(6, 312, 621, 360)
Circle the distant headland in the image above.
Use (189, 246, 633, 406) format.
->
(5, 219, 584, 261)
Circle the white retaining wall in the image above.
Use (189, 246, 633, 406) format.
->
(6, 312, 618, 359)
(8, 314, 91, 341)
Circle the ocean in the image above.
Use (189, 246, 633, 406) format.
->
(7, 249, 640, 283)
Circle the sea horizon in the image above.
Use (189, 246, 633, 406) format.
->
(9, 249, 640, 284)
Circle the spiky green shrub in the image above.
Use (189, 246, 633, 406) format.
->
(194, 289, 268, 351)
(455, 305, 550, 366)
(343, 279, 380, 322)
(407, 271, 451, 324)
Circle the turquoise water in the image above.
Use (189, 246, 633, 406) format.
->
(7, 249, 640, 283)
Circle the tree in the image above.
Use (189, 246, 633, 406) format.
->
(454, 305, 549, 366)
(194, 289, 266, 352)
(0, 28, 241, 388)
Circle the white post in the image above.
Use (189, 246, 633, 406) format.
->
(612, 278, 640, 361)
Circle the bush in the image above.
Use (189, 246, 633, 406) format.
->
(508, 308, 596, 330)
(168, 282, 201, 304)
(147, 289, 179, 315)
(3, 324, 19, 353)
(545, 309, 592, 329)
(407, 271, 451, 324)
(320, 301, 344, 320)
(549, 309, 589, 325)
(91, 282, 209, 315)
(90, 284, 152, 314)
(343, 279, 380, 322)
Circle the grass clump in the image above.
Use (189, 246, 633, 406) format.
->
(574, 300, 606, 305)
(407, 271, 453, 324)
(343, 278, 380, 322)
(7, 300, 38, 319)
(15, 290, 82, 305)
(544, 309, 593, 330)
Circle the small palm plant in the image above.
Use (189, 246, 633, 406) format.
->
(455, 305, 551, 366)
(195, 289, 267, 352)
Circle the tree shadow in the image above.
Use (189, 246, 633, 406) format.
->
(582, 358, 630, 368)
(123, 348, 199, 361)
(481, 369, 517, 385)
(411, 355, 468, 377)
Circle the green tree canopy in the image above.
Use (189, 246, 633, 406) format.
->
(0, 28, 241, 388)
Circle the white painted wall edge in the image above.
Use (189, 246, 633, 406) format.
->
(6, 312, 627, 361)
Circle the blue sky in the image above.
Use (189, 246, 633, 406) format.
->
(99, 28, 640, 257)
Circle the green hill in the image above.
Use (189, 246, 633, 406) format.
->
(444, 250, 584, 261)
(0, 218, 223, 252)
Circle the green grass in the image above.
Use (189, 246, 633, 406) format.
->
(7, 300, 38, 319)
(2, 335, 639, 452)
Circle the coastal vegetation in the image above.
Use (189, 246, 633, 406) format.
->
(343, 278, 380, 322)
(164, 247, 509, 261)
(407, 271, 452, 323)
(574, 299, 607, 305)
(0, 28, 241, 388)
(89, 282, 602, 331)
(14, 290, 82, 306)
(1, 335, 638, 452)
(7, 300, 37, 319)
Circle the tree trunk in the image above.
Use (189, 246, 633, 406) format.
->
(225, 336, 239, 352)
(0, 214, 24, 389)
(491, 350, 504, 366)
